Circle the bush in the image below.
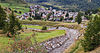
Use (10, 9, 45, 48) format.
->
(28, 18, 32, 21)
(42, 26, 47, 30)
(34, 13, 41, 20)
(14, 10, 17, 13)
(6, 33, 47, 53)
(19, 11, 22, 14)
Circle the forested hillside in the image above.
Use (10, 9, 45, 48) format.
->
(25, 0, 100, 11)
(1, 0, 100, 11)
(0, 0, 26, 3)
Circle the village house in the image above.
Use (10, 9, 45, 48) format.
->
(18, 5, 81, 22)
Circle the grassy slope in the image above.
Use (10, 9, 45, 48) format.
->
(22, 25, 44, 29)
(21, 20, 80, 29)
(19, 29, 65, 43)
(0, 25, 65, 51)
(0, 3, 29, 15)
(36, 30, 65, 43)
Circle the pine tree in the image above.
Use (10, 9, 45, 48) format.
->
(0, 5, 7, 30)
(81, 15, 100, 52)
(6, 11, 21, 37)
(75, 12, 82, 24)
(65, 13, 69, 17)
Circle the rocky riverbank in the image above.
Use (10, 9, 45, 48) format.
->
(40, 27, 80, 53)
(22, 25, 80, 53)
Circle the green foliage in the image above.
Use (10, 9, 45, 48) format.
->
(65, 13, 69, 17)
(81, 15, 100, 52)
(8, 33, 47, 53)
(70, 41, 81, 53)
(9, 36, 32, 52)
(0, 5, 7, 30)
(69, 17, 73, 20)
(47, 13, 52, 20)
(75, 12, 82, 24)
(34, 13, 41, 20)
(42, 26, 47, 30)
(0, 0, 26, 4)
(0, 3, 30, 16)
(26, 0, 100, 11)
(28, 17, 32, 21)
(5, 11, 22, 36)
(85, 15, 91, 20)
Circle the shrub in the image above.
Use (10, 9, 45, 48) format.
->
(11, 37, 32, 52)
(7, 33, 47, 53)
(34, 13, 41, 20)
(14, 10, 17, 13)
(42, 26, 47, 30)
(28, 17, 32, 21)
(19, 11, 22, 14)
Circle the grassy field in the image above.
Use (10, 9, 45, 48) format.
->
(0, 3, 29, 15)
(0, 29, 65, 51)
(20, 29, 65, 43)
(22, 25, 45, 29)
(20, 20, 81, 29)
(0, 36, 14, 51)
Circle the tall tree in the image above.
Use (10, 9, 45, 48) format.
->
(65, 13, 69, 17)
(6, 11, 21, 37)
(81, 15, 100, 52)
(75, 12, 82, 24)
(0, 5, 7, 30)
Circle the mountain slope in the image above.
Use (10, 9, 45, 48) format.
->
(0, 0, 26, 3)
(25, 0, 100, 11)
